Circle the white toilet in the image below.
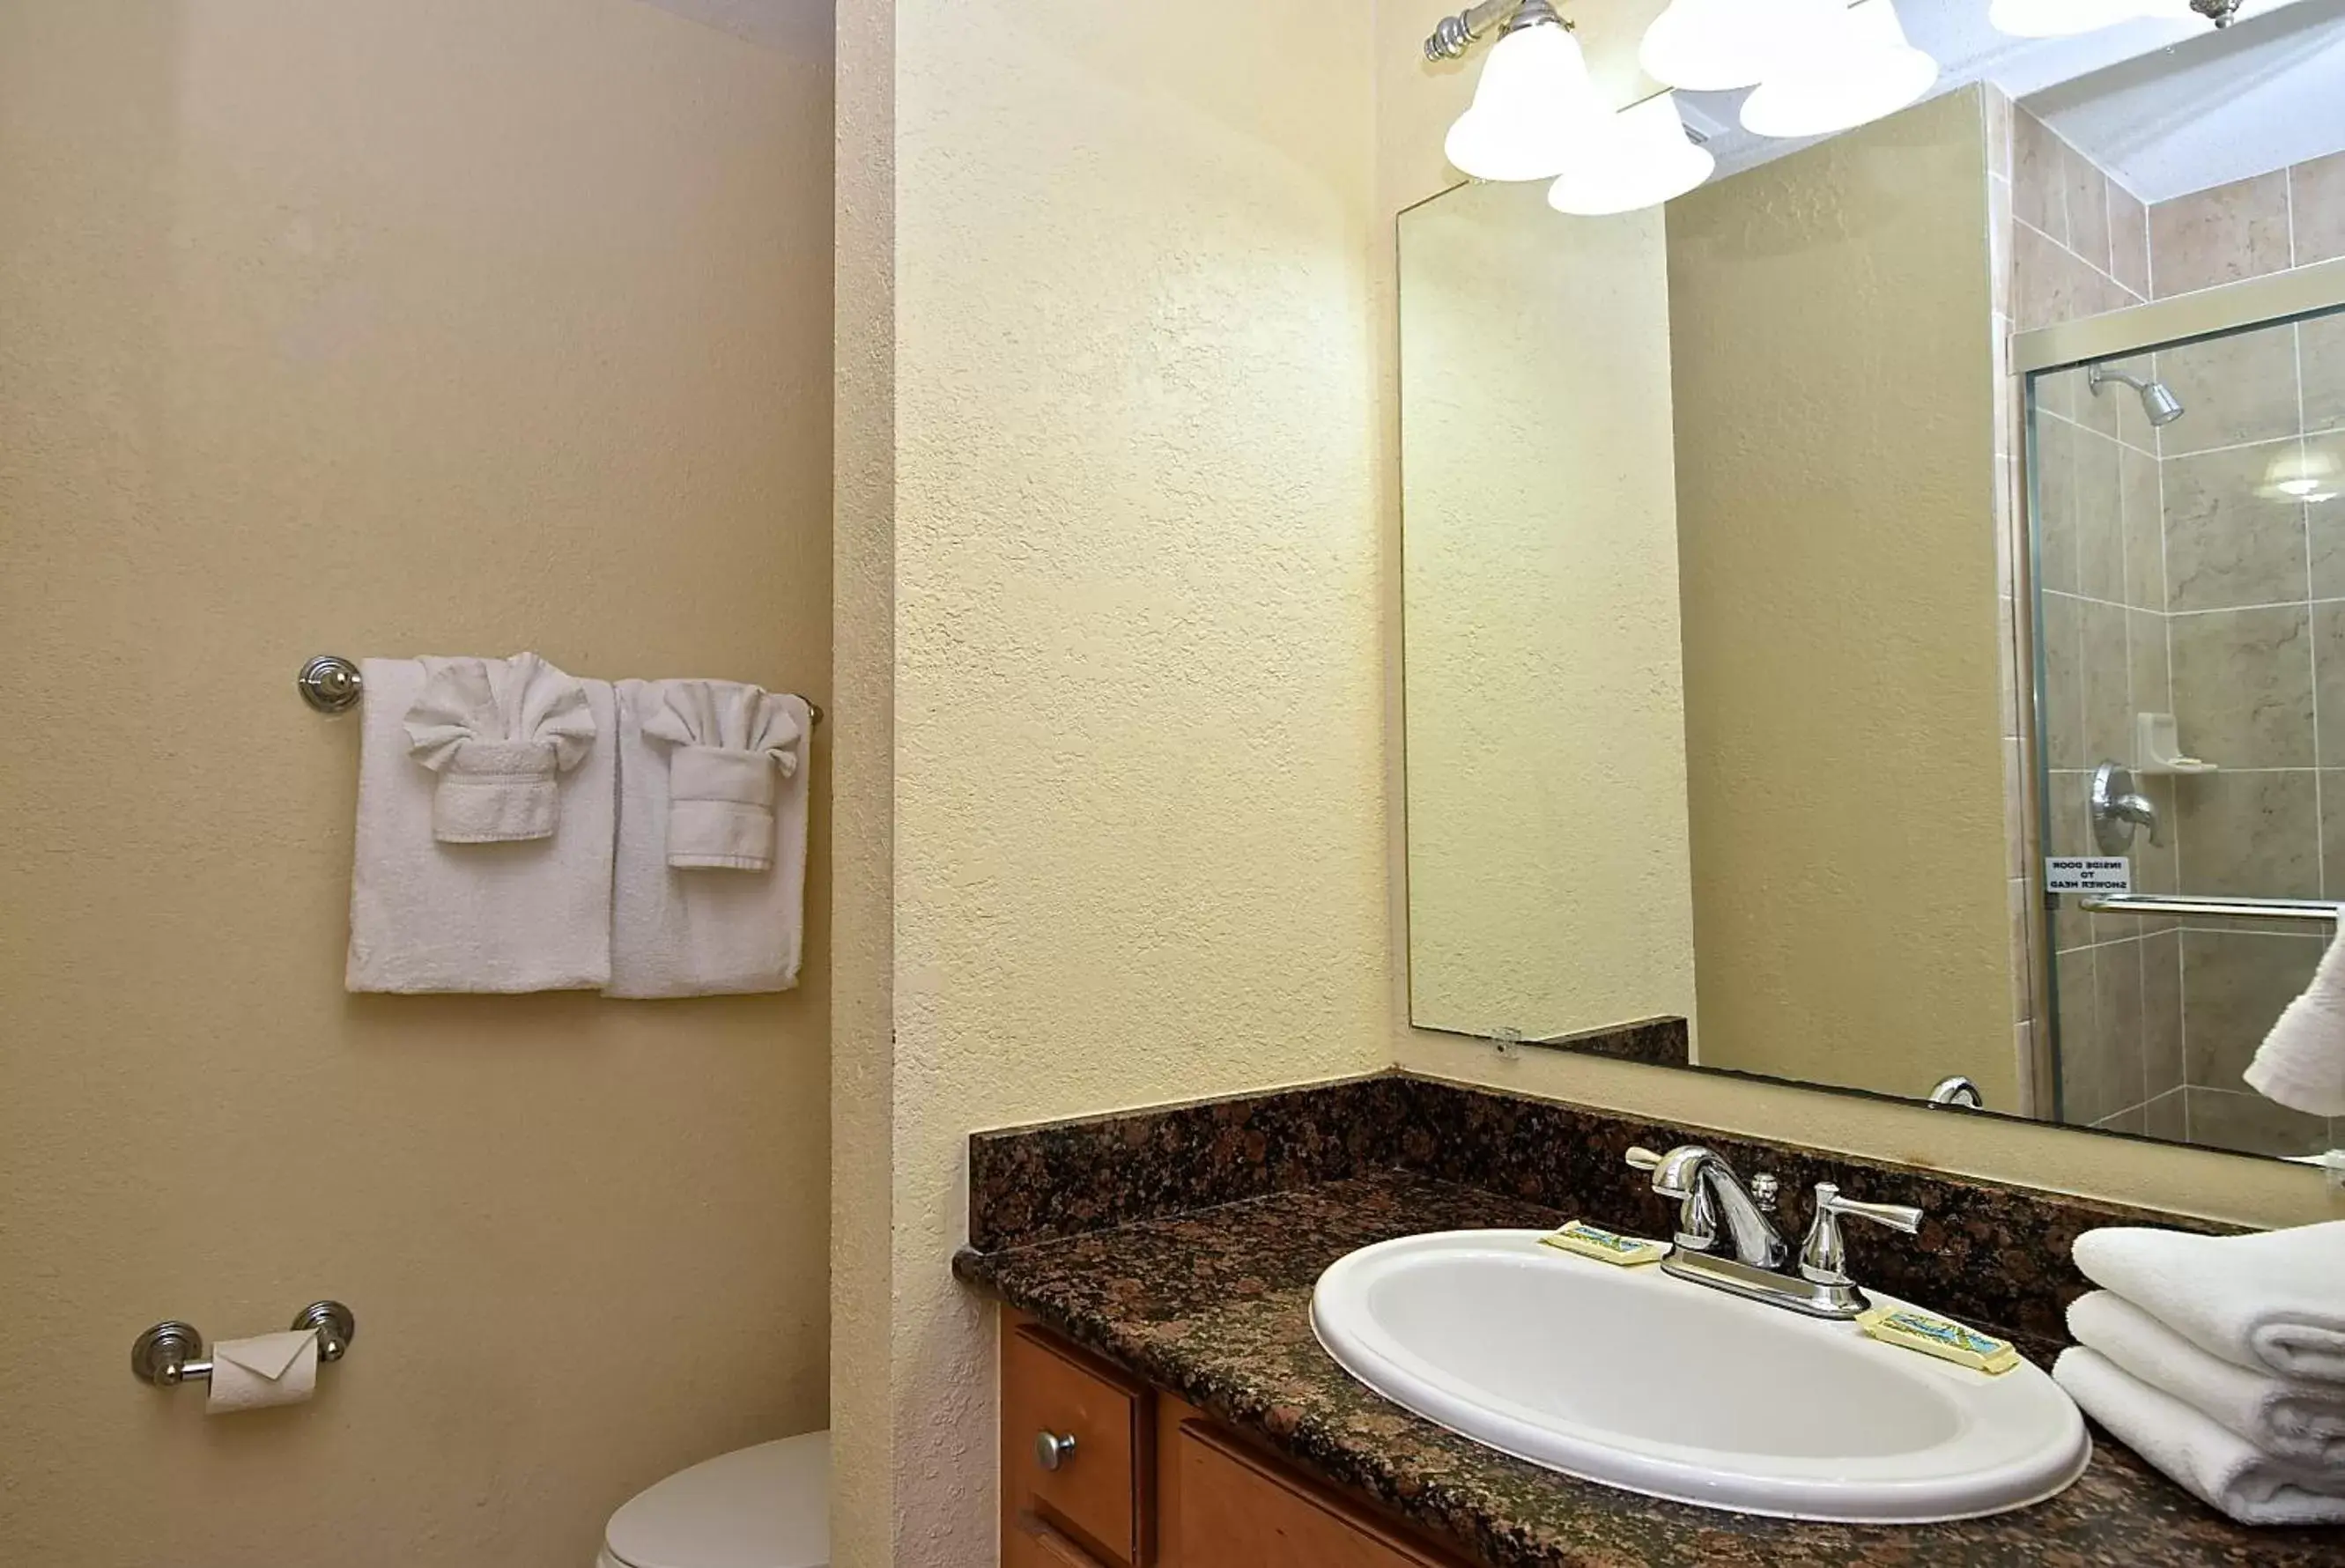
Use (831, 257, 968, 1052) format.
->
(596, 1430, 829, 1568)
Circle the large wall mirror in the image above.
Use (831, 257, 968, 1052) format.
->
(1401, 0, 2345, 1163)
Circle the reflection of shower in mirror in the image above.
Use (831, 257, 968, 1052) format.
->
(2087, 361, 2184, 426)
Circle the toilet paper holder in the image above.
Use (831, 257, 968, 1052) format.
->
(130, 1300, 356, 1388)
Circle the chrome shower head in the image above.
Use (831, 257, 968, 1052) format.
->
(2089, 362, 2185, 427)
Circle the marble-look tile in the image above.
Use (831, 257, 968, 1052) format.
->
(2040, 593, 2084, 771)
(2186, 1085, 2334, 1158)
(2108, 181, 2150, 298)
(2120, 446, 2164, 610)
(2016, 220, 2125, 331)
(2077, 937, 2146, 1125)
(2127, 610, 2170, 733)
(2182, 928, 2325, 1086)
(2154, 328, 2303, 456)
(2055, 947, 2101, 1111)
(2144, 1086, 2188, 1142)
(1986, 86, 2014, 179)
(2142, 929, 2184, 1098)
(2325, 771, 2345, 899)
(2174, 771, 2320, 899)
(2034, 364, 2076, 425)
(2064, 145, 2112, 275)
(2304, 434, 2345, 598)
(2032, 415, 2079, 595)
(2095, 1104, 2148, 1134)
(2149, 172, 2291, 298)
(2013, 108, 2067, 244)
(2315, 605, 2345, 766)
(2081, 598, 2131, 766)
(2075, 431, 2126, 603)
(2293, 150, 2345, 267)
(2168, 605, 2314, 767)
(2161, 440, 2310, 611)
(2131, 773, 2179, 899)
(2305, 314, 2345, 434)
(2045, 770, 2093, 951)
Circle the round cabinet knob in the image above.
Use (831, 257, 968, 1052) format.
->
(1034, 1430, 1077, 1472)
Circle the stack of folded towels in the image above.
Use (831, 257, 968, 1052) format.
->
(2055, 1220, 2345, 1526)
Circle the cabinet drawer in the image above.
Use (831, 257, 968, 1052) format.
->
(1175, 1421, 1459, 1568)
(1002, 1324, 1147, 1564)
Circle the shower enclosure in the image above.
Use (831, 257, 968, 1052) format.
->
(2023, 272, 2345, 1158)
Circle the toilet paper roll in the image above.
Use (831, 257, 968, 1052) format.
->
(205, 1328, 319, 1414)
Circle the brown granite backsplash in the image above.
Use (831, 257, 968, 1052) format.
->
(968, 1070, 2231, 1344)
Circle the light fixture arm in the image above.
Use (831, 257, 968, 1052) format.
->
(1424, 0, 1563, 62)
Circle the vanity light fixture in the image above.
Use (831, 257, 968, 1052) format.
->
(1547, 92, 1716, 217)
(1739, 0, 1939, 139)
(1438, 0, 1605, 181)
(1637, 0, 1840, 92)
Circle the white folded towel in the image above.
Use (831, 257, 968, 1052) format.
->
(403, 653, 597, 842)
(2246, 922, 2345, 1115)
(347, 659, 616, 993)
(2069, 1291, 2345, 1468)
(2074, 1222, 2345, 1384)
(2054, 1348, 2345, 1526)
(640, 679, 806, 871)
(607, 679, 810, 998)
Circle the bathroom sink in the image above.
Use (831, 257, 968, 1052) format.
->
(1311, 1230, 2090, 1523)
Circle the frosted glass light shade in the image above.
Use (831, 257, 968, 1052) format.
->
(1988, 0, 2184, 38)
(1639, 0, 1843, 92)
(1548, 93, 1717, 217)
(1444, 19, 1603, 181)
(1740, 0, 1939, 140)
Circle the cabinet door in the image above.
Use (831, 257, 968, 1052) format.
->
(1175, 1422, 1459, 1568)
(1001, 1323, 1149, 1564)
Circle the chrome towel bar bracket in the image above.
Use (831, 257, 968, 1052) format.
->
(131, 1299, 356, 1388)
(298, 654, 824, 726)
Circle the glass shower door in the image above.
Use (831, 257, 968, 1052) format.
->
(2031, 303, 2345, 1158)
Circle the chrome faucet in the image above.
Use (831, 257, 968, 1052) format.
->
(1626, 1146, 1924, 1320)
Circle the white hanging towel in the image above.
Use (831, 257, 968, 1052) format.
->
(2068, 1291, 2345, 1468)
(403, 653, 597, 842)
(2073, 1222, 2345, 1384)
(2053, 1348, 2345, 1526)
(346, 657, 616, 993)
(2245, 922, 2345, 1116)
(607, 678, 810, 998)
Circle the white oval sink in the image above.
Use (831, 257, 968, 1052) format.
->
(1312, 1230, 2090, 1523)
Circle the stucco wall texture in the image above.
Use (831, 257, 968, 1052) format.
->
(0, 4, 833, 1564)
(831, 2, 1392, 1562)
(1667, 90, 2018, 1106)
(1399, 180, 1697, 1045)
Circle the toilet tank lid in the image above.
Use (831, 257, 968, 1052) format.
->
(605, 1431, 828, 1568)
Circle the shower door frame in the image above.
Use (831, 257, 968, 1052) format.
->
(2008, 256, 2345, 1135)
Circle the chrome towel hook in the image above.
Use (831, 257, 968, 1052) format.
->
(130, 1300, 356, 1388)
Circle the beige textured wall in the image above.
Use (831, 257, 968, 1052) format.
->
(1378, 55, 2338, 1225)
(1666, 91, 2015, 1105)
(833, 2, 1391, 1561)
(1398, 180, 1695, 1043)
(0, 4, 832, 1564)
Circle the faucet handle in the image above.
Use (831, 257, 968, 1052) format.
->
(1798, 1182, 1924, 1288)
(1624, 1146, 1663, 1172)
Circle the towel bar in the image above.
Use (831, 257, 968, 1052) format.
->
(130, 1300, 356, 1387)
(298, 654, 825, 727)
(2077, 894, 2343, 924)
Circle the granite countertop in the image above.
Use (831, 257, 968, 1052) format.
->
(955, 1169, 2345, 1568)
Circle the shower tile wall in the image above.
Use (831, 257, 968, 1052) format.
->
(2025, 128, 2345, 1156)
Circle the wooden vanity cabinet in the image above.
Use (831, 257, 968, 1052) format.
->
(1000, 1313, 1471, 1568)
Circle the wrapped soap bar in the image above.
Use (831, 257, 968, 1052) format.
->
(1539, 1220, 1671, 1266)
(1858, 1305, 2020, 1374)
